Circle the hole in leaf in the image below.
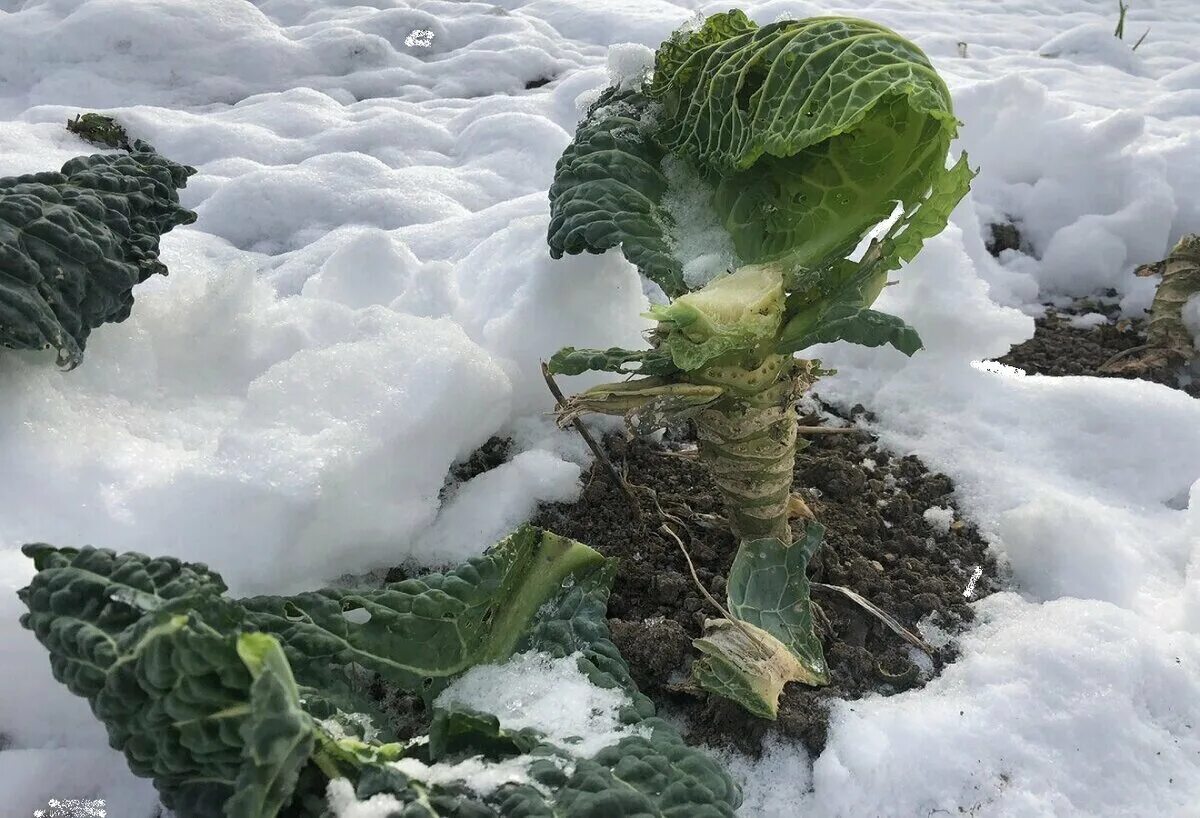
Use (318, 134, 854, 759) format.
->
(342, 607, 371, 625)
(734, 63, 767, 112)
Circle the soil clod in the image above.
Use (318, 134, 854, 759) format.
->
(985, 220, 1022, 256)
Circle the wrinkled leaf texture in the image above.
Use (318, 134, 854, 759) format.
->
(18, 527, 740, 817)
(0, 140, 195, 368)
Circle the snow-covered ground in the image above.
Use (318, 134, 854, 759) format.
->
(1, 0, 1198, 815)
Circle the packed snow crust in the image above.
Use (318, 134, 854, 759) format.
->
(435, 651, 647, 758)
(1, 1, 1198, 816)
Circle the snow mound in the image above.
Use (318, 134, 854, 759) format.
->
(729, 593, 1200, 817)
(1038, 23, 1144, 74)
(955, 75, 1176, 306)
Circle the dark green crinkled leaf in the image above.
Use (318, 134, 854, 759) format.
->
(428, 705, 543, 762)
(781, 304, 922, 356)
(548, 345, 679, 377)
(240, 527, 606, 701)
(18, 544, 328, 817)
(19, 527, 741, 817)
(18, 543, 229, 700)
(546, 87, 685, 297)
(0, 141, 196, 368)
(67, 112, 131, 150)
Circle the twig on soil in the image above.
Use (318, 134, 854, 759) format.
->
(811, 599, 835, 639)
(542, 361, 642, 517)
(659, 521, 772, 659)
(812, 582, 935, 655)
(1097, 342, 1159, 372)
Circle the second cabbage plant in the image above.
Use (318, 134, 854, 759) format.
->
(547, 10, 971, 717)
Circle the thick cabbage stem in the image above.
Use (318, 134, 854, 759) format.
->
(690, 354, 802, 544)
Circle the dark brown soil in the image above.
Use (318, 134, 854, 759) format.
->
(531, 402, 1000, 757)
(984, 219, 1196, 397)
(996, 294, 1200, 397)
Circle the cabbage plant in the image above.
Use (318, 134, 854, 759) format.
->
(547, 11, 971, 717)
(19, 527, 739, 817)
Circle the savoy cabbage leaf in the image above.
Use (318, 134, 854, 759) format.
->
(547, 344, 679, 377)
(0, 140, 196, 368)
(18, 527, 741, 817)
(692, 522, 829, 718)
(546, 88, 684, 297)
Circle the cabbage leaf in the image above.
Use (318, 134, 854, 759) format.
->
(18, 527, 740, 817)
(693, 523, 828, 718)
(0, 140, 196, 368)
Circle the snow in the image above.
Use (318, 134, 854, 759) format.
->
(389, 755, 538, 796)
(1066, 311, 1110, 329)
(606, 42, 655, 91)
(1038, 23, 1145, 73)
(329, 773, 536, 817)
(435, 651, 647, 758)
(1185, 293, 1200, 350)
(326, 779, 404, 818)
(661, 154, 741, 288)
(923, 506, 956, 535)
(727, 593, 1200, 818)
(1, 0, 1198, 815)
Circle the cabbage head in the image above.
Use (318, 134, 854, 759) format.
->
(548, 10, 972, 363)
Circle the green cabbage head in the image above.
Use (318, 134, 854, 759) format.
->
(548, 10, 972, 365)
